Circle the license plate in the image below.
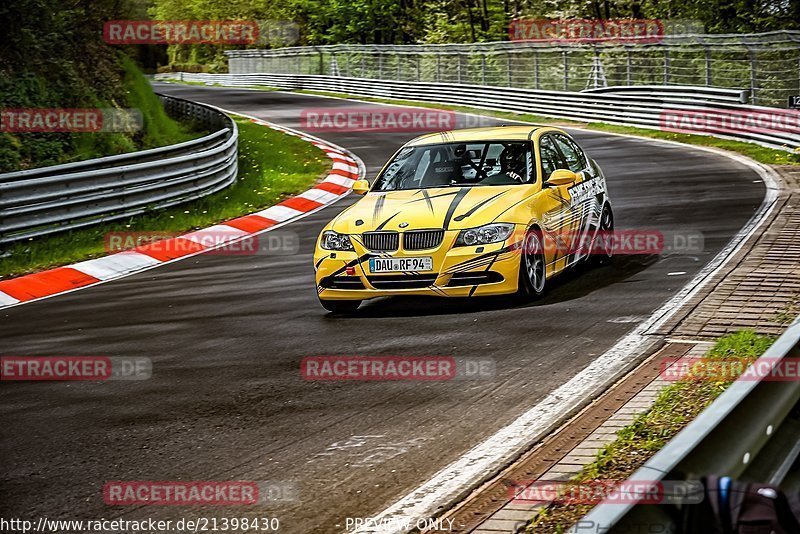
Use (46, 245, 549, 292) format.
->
(369, 257, 433, 273)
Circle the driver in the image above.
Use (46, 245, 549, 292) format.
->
(498, 144, 528, 183)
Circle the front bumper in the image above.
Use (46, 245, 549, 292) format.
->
(314, 233, 522, 301)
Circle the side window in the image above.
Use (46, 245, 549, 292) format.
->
(539, 136, 566, 179)
(554, 134, 587, 173)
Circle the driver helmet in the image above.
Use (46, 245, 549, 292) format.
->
(499, 144, 527, 182)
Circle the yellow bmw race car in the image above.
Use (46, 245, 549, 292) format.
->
(313, 126, 614, 313)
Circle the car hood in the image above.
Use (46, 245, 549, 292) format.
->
(330, 185, 533, 233)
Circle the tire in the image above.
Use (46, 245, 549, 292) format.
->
(518, 228, 547, 298)
(319, 299, 362, 314)
(592, 204, 614, 265)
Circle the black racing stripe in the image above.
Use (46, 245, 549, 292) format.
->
(448, 257, 496, 273)
(375, 211, 401, 231)
(446, 255, 497, 274)
(314, 257, 326, 269)
(406, 190, 460, 204)
(445, 243, 517, 273)
(462, 241, 504, 297)
(481, 250, 501, 295)
(443, 188, 471, 230)
(454, 190, 508, 222)
(430, 286, 449, 296)
(487, 252, 499, 271)
(422, 190, 435, 213)
(372, 195, 386, 223)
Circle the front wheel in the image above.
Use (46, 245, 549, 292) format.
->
(518, 228, 547, 298)
(319, 299, 361, 314)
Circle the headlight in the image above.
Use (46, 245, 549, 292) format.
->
(455, 223, 515, 246)
(320, 230, 354, 251)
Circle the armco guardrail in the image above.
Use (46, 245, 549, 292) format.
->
(575, 317, 800, 533)
(0, 95, 237, 246)
(154, 72, 799, 153)
(582, 84, 750, 104)
(224, 31, 800, 107)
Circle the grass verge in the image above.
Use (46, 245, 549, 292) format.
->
(0, 117, 330, 278)
(526, 331, 775, 533)
(120, 56, 202, 151)
(71, 56, 201, 163)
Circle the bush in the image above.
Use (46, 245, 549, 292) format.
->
(0, 0, 197, 173)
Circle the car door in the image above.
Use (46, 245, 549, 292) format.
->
(552, 134, 603, 265)
(535, 134, 574, 271)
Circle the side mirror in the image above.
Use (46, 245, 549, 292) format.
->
(545, 169, 578, 187)
(352, 179, 370, 195)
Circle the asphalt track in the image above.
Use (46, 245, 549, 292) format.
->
(0, 84, 766, 533)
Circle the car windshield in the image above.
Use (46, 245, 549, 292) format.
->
(372, 141, 533, 191)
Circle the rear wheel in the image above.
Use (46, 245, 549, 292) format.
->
(319, 299, 361, 314)
(518, 228, 547, 298)
(592, 204, 614, 265)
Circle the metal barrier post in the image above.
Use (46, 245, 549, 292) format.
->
(748, 46, 758, 105)
(626, 47, 632, 85)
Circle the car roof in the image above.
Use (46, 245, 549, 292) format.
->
(405, 125, 553, 146)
